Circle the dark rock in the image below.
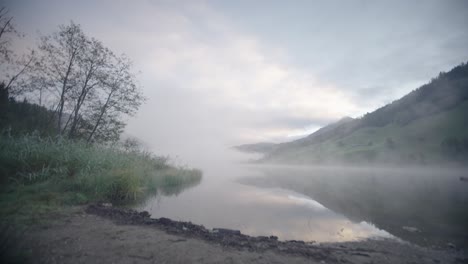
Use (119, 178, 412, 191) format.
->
(288, 240, 305, 244)
(158, 217, 173, 225)
(139, 211, 150, 218)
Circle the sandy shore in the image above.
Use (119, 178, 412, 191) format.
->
(10, 204, 468, 264)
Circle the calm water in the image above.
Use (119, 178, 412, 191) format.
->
(136, 160, 468, 247)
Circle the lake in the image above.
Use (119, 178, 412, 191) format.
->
(136, 158, 468, 247)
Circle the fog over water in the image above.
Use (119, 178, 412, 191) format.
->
(137, 152, 394, 243)
(137, 151, 468, 246)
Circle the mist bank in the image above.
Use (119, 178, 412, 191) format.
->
(236, 62, 468, 166)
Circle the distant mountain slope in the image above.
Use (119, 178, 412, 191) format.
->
(233, 117, 355, 154)
(233, 142, 278, 154)
(245, 62, 468, 165)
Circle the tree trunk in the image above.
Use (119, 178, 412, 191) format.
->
(69, 69, 93, 138)
(87, 88, 114, 143)
(57, 49, 77, 135)
(0, 17, 12, 40)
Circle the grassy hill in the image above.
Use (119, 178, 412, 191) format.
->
(242, 62, 468, 165)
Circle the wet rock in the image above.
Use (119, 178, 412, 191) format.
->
(139, 211, 150, 218)
(157, 217, 173, 225)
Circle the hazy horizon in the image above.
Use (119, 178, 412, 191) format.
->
(4, 0, 468, 165)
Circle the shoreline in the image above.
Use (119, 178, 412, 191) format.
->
(82, 203, 467, 263)
(4, 203, 466, 263)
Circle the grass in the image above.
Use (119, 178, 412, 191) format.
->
(0, 133, 202, 225)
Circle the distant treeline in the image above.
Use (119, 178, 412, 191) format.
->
(0, 83, 56, 136)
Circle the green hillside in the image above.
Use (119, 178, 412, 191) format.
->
(252, 62, 468, 165)
(264, 101, 468, 164)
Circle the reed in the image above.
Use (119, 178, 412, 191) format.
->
(0, 133, 202, 208)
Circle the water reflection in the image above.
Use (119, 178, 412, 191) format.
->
(240, 165, 468, 247)
(157, 175, 203, 197)
(137, 164, 394, 243)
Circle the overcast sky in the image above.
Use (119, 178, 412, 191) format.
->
(4, 0, 468, 164)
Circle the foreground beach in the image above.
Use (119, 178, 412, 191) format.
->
(6, 204, 466, 264)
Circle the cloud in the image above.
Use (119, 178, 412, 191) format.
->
(93, 1, 365, 151)
(6, 0, 468, 165)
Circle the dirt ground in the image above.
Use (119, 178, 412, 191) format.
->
(10, 206, 468, 264)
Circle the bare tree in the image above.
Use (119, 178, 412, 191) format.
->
(0, 7, 34, 96)
(0, 7, 16, 63)
(4, 51, 35, 92)
(86, 55, 144, 143)
(30, 21, 144, 142)
(36, 21, 87, 135)
(67, 38, 112, 138)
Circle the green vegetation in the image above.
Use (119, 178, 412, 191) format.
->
(0, 91, 56, 137)
(0, 133, 202, 223)
(263, 101, 468, 164)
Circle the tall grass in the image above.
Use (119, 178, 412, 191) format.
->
(0, 133, 202, 207)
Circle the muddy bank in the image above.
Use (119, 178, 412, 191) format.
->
(83, 203, 467, 264)
(86, 204, 335, 262)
